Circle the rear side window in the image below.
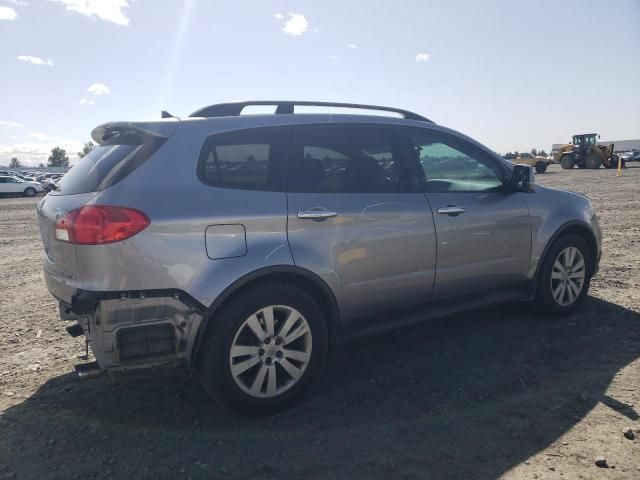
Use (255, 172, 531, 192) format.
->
(198, 127, 287, 191)
(54, 135, 164, 195)
(288, 125, 407, 193)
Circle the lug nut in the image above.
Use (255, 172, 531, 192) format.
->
(264, 337, 271, 345)
(275, 338, 282, 346)
(258, 348, 265, 356)
(276, 351, 283, 359)
(265, 357, 272, 366)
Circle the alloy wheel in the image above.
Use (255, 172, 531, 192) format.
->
(550, 246, 586, 307)
(229, 305, 312, 398)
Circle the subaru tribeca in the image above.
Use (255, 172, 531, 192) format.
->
(37, 101, 602, 413)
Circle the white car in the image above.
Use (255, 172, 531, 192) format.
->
(0, 175, 44, 197)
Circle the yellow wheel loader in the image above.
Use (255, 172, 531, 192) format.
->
(554, 133, 622, 170)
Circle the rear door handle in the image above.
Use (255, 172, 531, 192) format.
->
(437, 206, 466, 215)
(297, 210, 338, 220)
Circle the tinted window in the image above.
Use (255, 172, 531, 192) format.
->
(198, 128, 287, 191)
(55, 135, 164, 196)
(405, 130, 504, 193)
(289, 125, 406, 193)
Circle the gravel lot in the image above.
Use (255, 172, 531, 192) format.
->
(1, 164, 639, 479)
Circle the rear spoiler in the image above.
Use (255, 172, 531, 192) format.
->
(91, 120, 179, 145)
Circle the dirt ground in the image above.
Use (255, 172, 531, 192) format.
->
(0, 164, 639, 480)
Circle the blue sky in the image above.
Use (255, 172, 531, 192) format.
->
(1, 0, 639, 166)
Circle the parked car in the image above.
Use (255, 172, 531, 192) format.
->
(42, 174, 63, 192)
(36, 173, 59, 182)
(37, 101, 602, 413)
(619, 151, 638, 163)
(0, 175, 44, 197)
(618, 152, 635, 162)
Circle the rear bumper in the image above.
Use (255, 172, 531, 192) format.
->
(53, 289, 206, 378)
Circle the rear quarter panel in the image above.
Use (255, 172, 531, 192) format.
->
(73, 117, 301, 307)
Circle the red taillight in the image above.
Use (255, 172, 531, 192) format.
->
(55, 205, 150, 244)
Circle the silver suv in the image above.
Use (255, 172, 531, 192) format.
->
(37, 101, 602, 413)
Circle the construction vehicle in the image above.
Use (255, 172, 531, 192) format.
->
(555, 133, 621, 170)
(513, 152, 550, 173)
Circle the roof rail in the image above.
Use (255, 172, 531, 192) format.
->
(189, 101, 433, 123)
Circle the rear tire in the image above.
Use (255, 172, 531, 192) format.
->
(23, 187, 36, 197)
(534, 234, 592, 316)
(198, 283, 328, 415)
(535, 162, 547, 174)
(560, 154, 575, 169)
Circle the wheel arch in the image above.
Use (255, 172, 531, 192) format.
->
(191, 265, 341, 369)
(535, 220, 599, 281)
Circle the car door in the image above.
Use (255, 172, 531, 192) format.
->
(286, 124, 437, 323)
(4, 177, 22, 193)
(13, 178, 26, 193)
(400, 127, 531, 300)
(0, 177, 8, 193)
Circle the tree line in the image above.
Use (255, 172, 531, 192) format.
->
(502, 148, 549, 160)
(7, 141, 94, 169)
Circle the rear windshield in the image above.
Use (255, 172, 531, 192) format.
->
(54, 136, 164, 195)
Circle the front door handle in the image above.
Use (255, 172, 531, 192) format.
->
(297, 210, 338, 220)
(437, 206, 466, 215)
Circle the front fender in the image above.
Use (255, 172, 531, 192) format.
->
(523, 186, 601, 279)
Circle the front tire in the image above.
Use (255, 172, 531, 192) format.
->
(585, 152, 602, 169)
(534, 234, 592, 316)
(23, 187, 36, 197)
(199, 283, 328, 414)
(535, 162, 547, 174)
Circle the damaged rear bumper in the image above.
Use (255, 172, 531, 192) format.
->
(60, 289, 206, 381)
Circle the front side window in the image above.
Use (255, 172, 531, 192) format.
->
(288, 125, 407, 193)
(198, 127, 287, 191)
(404, 129, 505, 193)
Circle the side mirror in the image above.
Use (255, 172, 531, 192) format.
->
(510, 164, 535, 193)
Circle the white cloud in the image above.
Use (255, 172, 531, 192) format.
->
(0, 6, 17, 20)
(0, 140, 83, 167)
(274, 13, 284, 20)
(282, 13, 308, 36)
(48, 0, 130, 26)
(17, 55, 54, 66)
(0, 121, 24, 128)
(347, 43, 358, 49)
(3, 0, 28, 6)
(27, 132, 50, 141)
(78, 98, 95, 105)
(415, 53, 430, 63)
(87, 83, 110, 95)
(329, 55, 339, 61)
